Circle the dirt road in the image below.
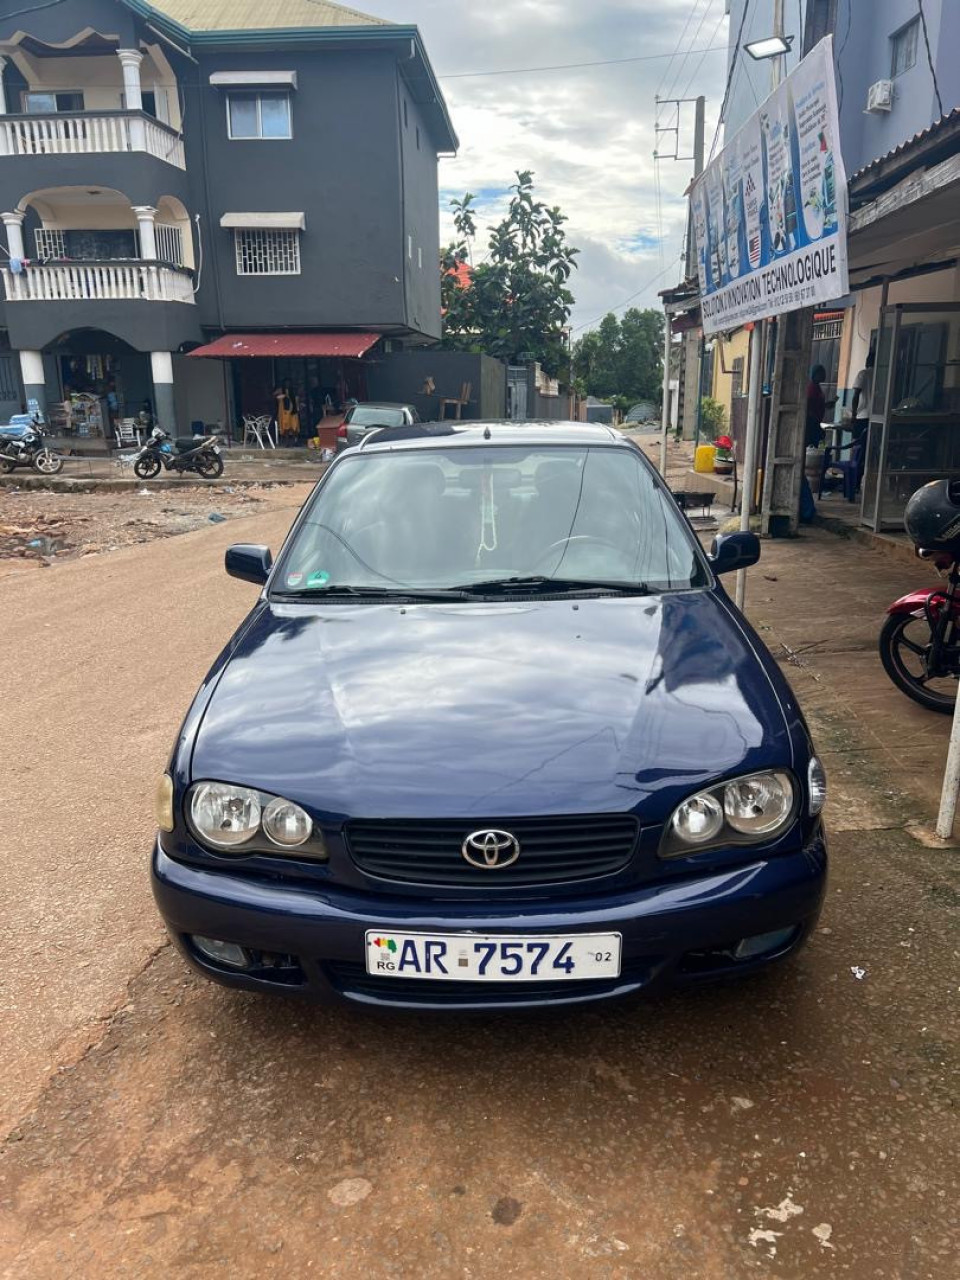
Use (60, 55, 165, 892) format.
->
(1, 505, 958, 1278)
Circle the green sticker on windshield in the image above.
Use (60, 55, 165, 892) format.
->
(306, 570, 330, 588)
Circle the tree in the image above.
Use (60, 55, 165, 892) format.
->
(439, 172, 579, 377)
(572, 308, 664, 405)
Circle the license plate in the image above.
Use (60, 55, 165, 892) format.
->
(364, 930, 622, 982)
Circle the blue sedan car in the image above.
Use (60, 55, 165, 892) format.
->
(152, 423, 826, 1009)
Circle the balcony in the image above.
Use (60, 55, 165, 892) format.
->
(1, 261, 194, 304)
(0, 112, 185, 169)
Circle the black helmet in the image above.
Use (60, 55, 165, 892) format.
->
(904, 479, 960, 547)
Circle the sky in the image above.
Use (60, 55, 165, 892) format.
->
(357, 0, 733, 335)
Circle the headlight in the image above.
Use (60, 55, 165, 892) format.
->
(190, 782, 261, 848)
(186, 781, 327, 860)
(262, 796, 312, 847)
(723, 771, 793, 835)
(661, 770, 797, 857)
(808, 756, 826, 816)
(671, 792, 724, 845)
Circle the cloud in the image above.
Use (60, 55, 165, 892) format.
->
(359, 0, 730, 331)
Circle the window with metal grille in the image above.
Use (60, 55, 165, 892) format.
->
(34, 228, 66, 259)
(234, 228, 300, 275)
(890, 18, 919, 77)
(731, 355, 744, 400)
(155, 222, 184, 265)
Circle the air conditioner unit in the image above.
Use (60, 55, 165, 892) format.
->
(866, 79, 894, 112)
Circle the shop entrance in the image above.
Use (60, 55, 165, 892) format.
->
(229, 356, 368, 444)
(43, 330, 152, 447)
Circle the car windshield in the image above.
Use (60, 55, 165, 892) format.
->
(348, 407, 407, 427)
(273, 445, 708, 596)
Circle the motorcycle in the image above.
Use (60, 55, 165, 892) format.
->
(879, 550, 960, 713)
(133, 427, 224, 480)
(0, 419, 63, 475)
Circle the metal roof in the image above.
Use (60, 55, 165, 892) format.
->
(188, 332, 381, 359)
(146, 0, 391, 30)
(849, 108, 960, 202)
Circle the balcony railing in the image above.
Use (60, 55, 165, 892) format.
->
(0, 111, 185, 168)
(1, 261, 194, 304)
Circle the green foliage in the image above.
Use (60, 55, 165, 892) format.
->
(699, 396, 727, 439)
(572, 309, 664, 404)
(439, 172, 579, 377)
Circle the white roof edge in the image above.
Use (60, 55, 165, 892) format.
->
(209, 70, 298, 88)
(220, 212, 306, 230)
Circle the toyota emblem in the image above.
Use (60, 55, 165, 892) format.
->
(461, 829, 521, 869)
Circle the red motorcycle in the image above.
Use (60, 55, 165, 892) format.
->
(879, 553, 960, 712)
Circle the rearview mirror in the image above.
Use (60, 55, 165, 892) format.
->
(225, 543, 272, 585)
(709, 531, 760, 575)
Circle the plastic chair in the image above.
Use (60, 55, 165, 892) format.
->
(819, 442, 863, 502)
(114, 420, 142, 449)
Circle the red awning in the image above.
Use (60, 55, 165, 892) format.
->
(188, 332, 381, 359)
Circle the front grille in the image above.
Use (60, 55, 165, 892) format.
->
(327, 959, 650, 1006)
(344, 814, 639, 887)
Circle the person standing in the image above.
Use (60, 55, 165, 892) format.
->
(850, 349, 874, 443)
(805, 364, 829, 449)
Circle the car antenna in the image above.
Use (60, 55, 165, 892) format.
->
(483, 424, 491, 440)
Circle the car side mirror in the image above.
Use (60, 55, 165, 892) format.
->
(225, 544, 272, 585)
(709, 531, 760, 575)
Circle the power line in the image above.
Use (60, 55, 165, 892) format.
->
(916, 0, 944, 118)
(708, 0, 752, 162)
(680, 10, 728, 99)
(439, 44, 728, 80)
(572, 254, 685, 334)
(655, 0, 706, 97)
(836, 0, 852, 112)
(664, 0, 719, 102)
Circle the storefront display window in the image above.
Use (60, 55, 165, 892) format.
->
(861, 303, 960, 530)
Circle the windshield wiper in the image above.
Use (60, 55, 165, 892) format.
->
(273, 584, 470, 602)
(452, 575, 651, 596)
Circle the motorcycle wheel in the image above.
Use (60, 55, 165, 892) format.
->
(196, 452, 224, 479)
(878, 611, 958, 713)
(0, 458, 15, 473)
(134, 455, 162, 480)
(32, 449, 63, 475)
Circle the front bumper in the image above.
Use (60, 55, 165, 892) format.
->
(151, 834, 827, 1010)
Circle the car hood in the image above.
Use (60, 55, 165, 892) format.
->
(190, 593, 792, 821)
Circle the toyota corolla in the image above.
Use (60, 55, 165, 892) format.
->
(151, 423, 826, 1010)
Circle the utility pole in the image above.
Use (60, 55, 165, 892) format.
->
(685, 96, 706, 279)
(736, 0, 786, 606)
(656, 94, 706, 449)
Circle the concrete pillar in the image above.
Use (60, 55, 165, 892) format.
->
(117, 48, 144, 110)
(0, 56, 8, 115)
(133, 205, 158, 260)
(19, 349, 46, 420)
(2, 209, 25, 260)
(151, 351, 176, 433)
(118, 49, 146, 151)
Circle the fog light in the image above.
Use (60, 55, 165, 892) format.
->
(734, 927, 798, 960)
(191, 935, 250, 969)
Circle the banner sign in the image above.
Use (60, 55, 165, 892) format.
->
(692, 37, 848, 335)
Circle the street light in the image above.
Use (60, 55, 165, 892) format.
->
(744, 33, 793, 60)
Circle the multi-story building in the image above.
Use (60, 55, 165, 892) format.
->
(0, 0, 456, 439)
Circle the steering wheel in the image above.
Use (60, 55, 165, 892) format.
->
(532, 534, 625, 571)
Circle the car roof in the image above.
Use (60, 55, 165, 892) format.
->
(357, 420, 625, 452)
